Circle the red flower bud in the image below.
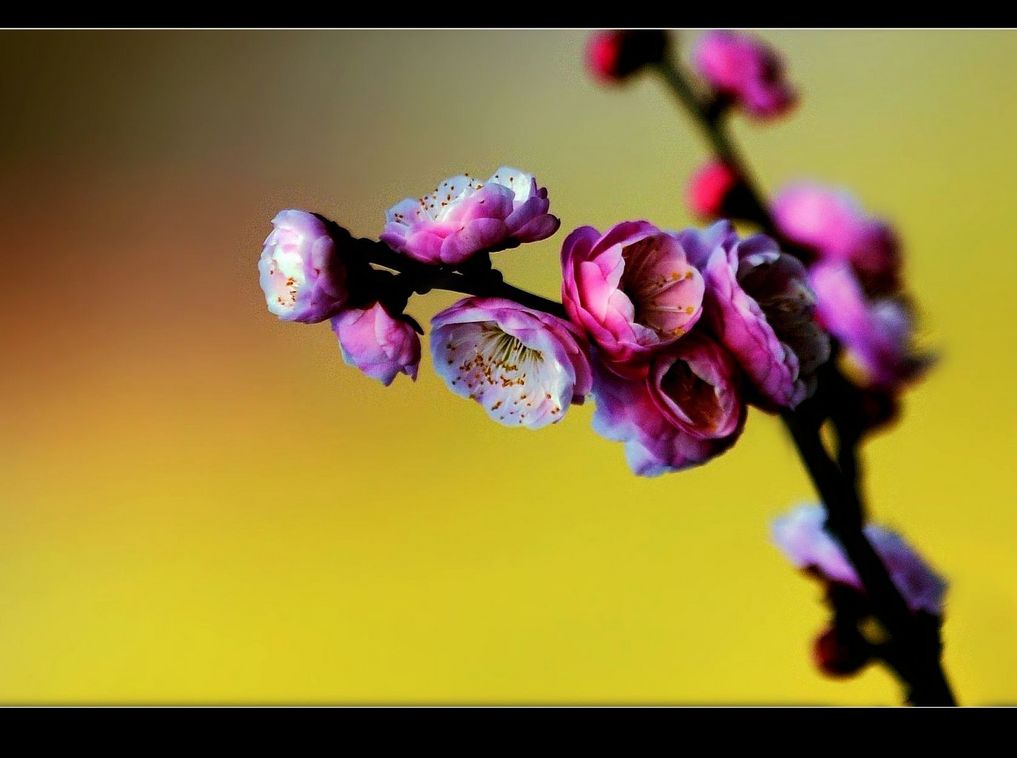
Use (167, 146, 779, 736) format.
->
(686, 160, 740, 218)
(813, 625, 870, 678)
(586, 30, 669, 84)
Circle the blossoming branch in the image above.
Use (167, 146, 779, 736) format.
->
(258, 29, 954, 706)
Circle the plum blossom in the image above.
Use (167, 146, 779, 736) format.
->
(561, 221, 705, 373)
(430, 297, 592, 429)
(810, 262, 931, 390)
(773, 183, 901, 294)
(380, 167, 559, 266)
(591, 332, 745, 476)
(258, 210, 348, 323)
(693, 30, 796, 120)
(772, 504, 947, 615)
(686, 160, 740, 219)
(331, 302, 421, 386)
(681, 221, 830, 409)
(586, 30, 669, 84)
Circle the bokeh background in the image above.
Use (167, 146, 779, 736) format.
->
(2, 29, 1015, 704)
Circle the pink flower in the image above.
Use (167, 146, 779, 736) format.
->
(430, 297, 592, 430)
(258, 210, 348, 323)
(810, 262, 932, 390)
(591, 332, 745, 476)
(680, 221, 830, 409)
(586, 30, 669, 84)
(686, 160, 739, 219)
(773, 183, 901, 295)
(380, 167, 559, 266)
(560, 221, 705, 374)
(331, 302, 421, 386)
(693, 30, 796, 120)
(772, 504, 947, 616)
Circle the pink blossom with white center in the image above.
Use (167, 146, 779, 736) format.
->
(430, 297, 592, 430)
(693, 30, 796, 120)
(810, 261, 932, 390)
(380, 167, 559, 266)
(560, 221, 706, 374)
(331, 302, 421, 387)
(773, 183, 901, 295)
(772, 504, 947, 616)
(591, 332, 745, 476)
(679, 221, 830, 409)
(258, 210, 348, 323)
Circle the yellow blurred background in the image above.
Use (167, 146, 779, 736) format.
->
(1, 30, 1014, 704)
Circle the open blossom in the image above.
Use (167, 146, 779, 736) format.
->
(586, 30, 669, 84)
(331, 302, 420, 386)
(772, 183, 901, 295)
(380, 167, 559, 266)
(430, 297, 592, 429)
(258, 210, 347, 323)
(772, 504, 947, 616)
(561, 221, 705, 373)
(810, 262, 931, 390)
(680, 221, 830, 409)
(592, 333, 745, 476)
(693, 30, 796, 120)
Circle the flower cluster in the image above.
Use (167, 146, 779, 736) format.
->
(772, 504, 947, 677)
(258, 209, 422, 387)
(260, 167, 829, 476)
(258, 28, 951, 700)
(772, 504, 946, 616)
(773, 184, 932, 399)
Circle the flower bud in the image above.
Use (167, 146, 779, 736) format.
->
(813, 625, 870, 678)
(686, 161, 740, 219)
(586, 30, 669, 84)
(331, 302, 421, 386)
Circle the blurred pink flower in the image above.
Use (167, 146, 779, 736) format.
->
(772, 504, 947, 615)
(810, 261, 931, 390)
(331, 302, 420, 386)
(773, 183, 901, 295)
(381, 167, 559, 266)
(681, 221, 830, 409)
(430, 297, 592, 429)
(591, 332, 745, 476)
(258, 210, 347, 323)
(586, 30, 669, 84)
(693, 30, 796, 120)
(561, 221, 705, 373)
(686, 160, 739, 219)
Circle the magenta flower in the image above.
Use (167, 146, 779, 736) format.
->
(430, 297, 592, 429)
(680, 221, 830, 409)
(693, 30, 796, 120)
(586, 30, 669, 84)
(380, 167, 559, 266)
(561, 221, 705, 373)
(773, 183, 901, 294)
(331, 302, 421, 386)
(772, 504, 947, 616)
(810, 262, 931, 390)
(686, 160, 739, 219)
(591, 332, 745, 476)
(258, 210, 348, 323)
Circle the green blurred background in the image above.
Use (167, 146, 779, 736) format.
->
(1, 30, 1014, 704)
